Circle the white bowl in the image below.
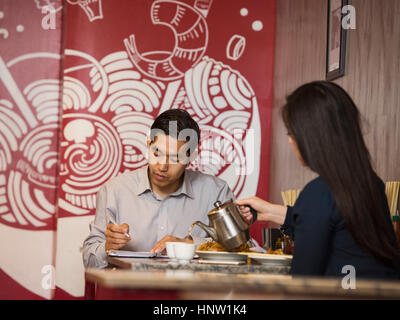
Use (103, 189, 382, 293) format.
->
(173, 242, 196, 264)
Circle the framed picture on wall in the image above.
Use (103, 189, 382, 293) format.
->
(326, 0, 348, 81)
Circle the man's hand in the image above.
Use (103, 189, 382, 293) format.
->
(105, 223, 131, 251)
(150, 235, 193, 254)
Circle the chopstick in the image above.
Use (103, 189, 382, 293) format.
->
(385, 181, 400, 217)
(281, 189, 301, 207)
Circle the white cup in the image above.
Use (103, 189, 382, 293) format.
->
(173, 242, 196, 264)
(166, 242, 179, 261)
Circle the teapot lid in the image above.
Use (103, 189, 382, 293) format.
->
(208, 199, 234, 216)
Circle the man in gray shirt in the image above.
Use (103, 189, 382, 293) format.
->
(83, 109, 235, 268)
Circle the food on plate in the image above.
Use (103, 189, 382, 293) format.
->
(197, 241, 251, 252)
(266, 248, 284, 255)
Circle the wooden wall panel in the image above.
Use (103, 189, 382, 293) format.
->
(269, 0, 400, 204)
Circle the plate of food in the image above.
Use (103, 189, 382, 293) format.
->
(246, 252, 293, 266)
(195, 241, 250, 263)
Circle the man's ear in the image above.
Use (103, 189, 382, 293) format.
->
(187, 147, 199, 165)
(146, 137, 151, 147)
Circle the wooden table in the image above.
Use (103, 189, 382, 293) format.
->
(84, 257, 400, 300)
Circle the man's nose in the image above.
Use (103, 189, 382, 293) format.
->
(158, 162, 168, 172)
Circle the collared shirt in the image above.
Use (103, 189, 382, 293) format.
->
(82, 165, 235, 268)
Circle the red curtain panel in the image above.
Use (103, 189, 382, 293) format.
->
(0, 0, 275, 299)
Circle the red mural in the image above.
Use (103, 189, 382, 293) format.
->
(0, 0, 275, 298)
(59, 0, 275, 219)
(0, 0, 63, 299)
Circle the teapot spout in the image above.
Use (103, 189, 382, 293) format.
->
(192, 221, 218, 242)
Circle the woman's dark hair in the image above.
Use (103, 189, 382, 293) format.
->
(150, 108, 200, 155)
(282, 81, 400, 267)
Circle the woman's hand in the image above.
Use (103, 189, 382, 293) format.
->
(237, 197, 287, 226)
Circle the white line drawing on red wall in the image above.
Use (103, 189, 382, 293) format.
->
(66, 0, 103, 22)
(194, 0, 213, 17)
(0, 29, 8, 39)
(226, 35, 246, 61)
(58, 46, 260, 216)
(59, 50, 162, 216)
(124, 0, 208, 81)
(34, 0, 63, 12)
(0, 0, 265, 298)
(0, 53, 61, 229)
(0, 0, 261, 227)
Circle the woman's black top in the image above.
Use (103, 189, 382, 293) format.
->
(282, 176, 400, 279)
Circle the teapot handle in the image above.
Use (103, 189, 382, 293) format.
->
(245, 205, 258, 225)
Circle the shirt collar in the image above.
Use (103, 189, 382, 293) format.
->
(136, 166, 152, 196)
(171, 170, 194, 199)
(136, 165, 195, 199)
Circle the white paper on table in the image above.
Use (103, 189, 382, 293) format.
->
(107, 250, 167, 258)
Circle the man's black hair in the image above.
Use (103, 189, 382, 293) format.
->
(150, 109, 200, 151)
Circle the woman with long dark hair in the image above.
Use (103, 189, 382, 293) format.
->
(238, 81, 400, 278)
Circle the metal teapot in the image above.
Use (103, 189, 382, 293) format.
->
(193, 199, 257, 250)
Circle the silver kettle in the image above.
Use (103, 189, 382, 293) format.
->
(193, 199, 257, 250)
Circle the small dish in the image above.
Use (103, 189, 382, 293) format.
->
(246, 253, 292, 266)
(195, 250, 248, 263)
